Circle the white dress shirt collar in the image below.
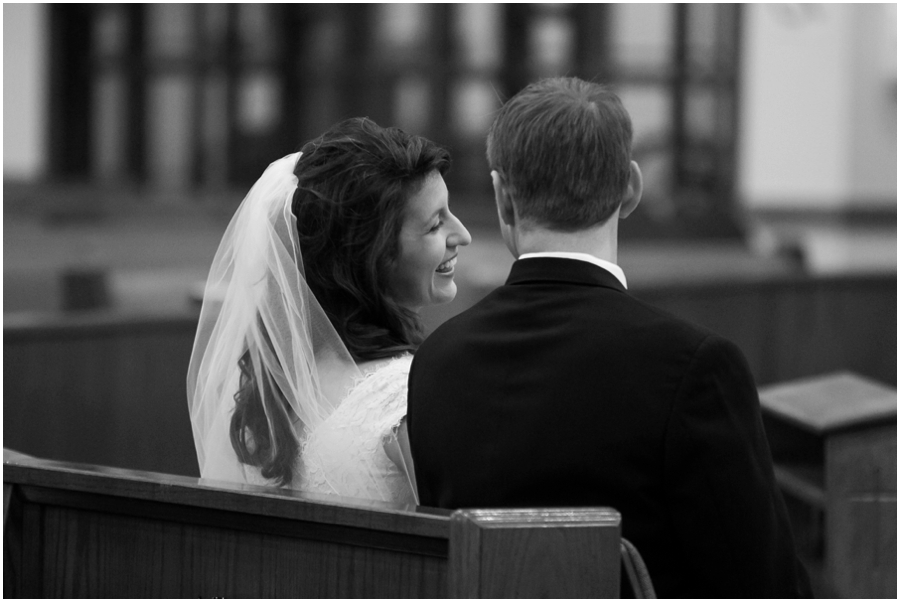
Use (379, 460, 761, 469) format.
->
(518, 251, 627, 289)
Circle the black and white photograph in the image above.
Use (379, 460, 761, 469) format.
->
(4, 3, 896, 598)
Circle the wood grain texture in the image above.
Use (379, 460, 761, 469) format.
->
(5, 456, 629, 599)
(34, 504, 447, 598)
(635, 274, 896, 386)
(4, 455, 451, 598)
(760, 374, 897, 598)
(4, 452, 451, 540)
(449, 508, 621, 598)
(826, 425, 896, 598)
(760, 372, 896, 433)
(3, 485, 25, 597)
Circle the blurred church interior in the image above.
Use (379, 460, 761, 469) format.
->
(3, 4, 896, 598)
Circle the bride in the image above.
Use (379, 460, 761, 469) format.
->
(187, 118, 471, 505)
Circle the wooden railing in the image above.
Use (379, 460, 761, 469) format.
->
(3, 451, 632, 598)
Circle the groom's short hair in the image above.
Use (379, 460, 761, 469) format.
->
(486, 77, 633, 230)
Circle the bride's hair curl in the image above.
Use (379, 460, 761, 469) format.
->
(229, 117, 451, 486)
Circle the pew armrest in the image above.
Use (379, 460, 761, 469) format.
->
(621, 537, 657, 598)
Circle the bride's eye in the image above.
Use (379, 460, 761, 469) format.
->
(429, 220, 443, 233)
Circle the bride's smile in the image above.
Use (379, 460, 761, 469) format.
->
(435, 255, 457, 274)
(389, 172, 472, 311)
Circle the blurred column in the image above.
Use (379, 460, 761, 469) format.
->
(228, 4, 287, 182)
(49, 5, 93, 180)
(289, 5, 347, 144)
(527, 4, 575, 79)
(197, 4, 230, 189)
(739, 4, 897, 273)
(375, 3, 437, 134)
(92, 4, 131, 184)
(607, 4, 744, 238)
(4, 3, 50, 180)
(145, 3, 197, 191)
(448, 3, 503, 195)
(610, 3, 676, 223)
(739, 4, 897, 210)
(573, 4, 610, 81)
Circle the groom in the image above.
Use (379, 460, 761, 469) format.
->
(406, 77, 811, 598)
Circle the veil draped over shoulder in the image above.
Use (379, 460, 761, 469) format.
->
(187, 152, 363, 486)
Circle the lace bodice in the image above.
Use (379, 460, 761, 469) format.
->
(296, 354, 415, 505)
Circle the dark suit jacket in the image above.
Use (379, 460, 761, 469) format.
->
(407, 257, 811, 598)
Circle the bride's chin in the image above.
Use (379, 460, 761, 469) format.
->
(431, 281, 457, 305)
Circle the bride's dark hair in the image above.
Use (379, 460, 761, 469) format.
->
(292, 117, 451, 361)
(230, 117, 451, 486)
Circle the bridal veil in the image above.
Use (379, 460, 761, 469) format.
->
(187, 153, 363, 486)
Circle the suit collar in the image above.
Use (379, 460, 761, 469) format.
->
(518, 252, 627, 288)
(505, 257, 627, 293)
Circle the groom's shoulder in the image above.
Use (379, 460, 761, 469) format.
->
(419, 279, 726, 358)
(417, 286, 505, 354)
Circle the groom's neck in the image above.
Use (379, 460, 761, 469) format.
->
(512, 212, 621, 265)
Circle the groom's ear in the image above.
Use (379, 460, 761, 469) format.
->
(491, 170, 516, 227)
(619, 161, 643, 219)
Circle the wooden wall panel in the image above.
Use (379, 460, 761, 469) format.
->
(4, 314, 199, 477)
(635, 275, 896, 386)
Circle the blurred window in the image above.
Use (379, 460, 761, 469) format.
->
(146, 74, 195, 190)
(93, 74, 127, 181)
(375, 4, 430, 60)
(454, 4, 502, 71)
(529, 9, 575, 77)
(451, 79, 499, 138)
(55, 4, 743, 236)
(94, 4, 127, 58)
(146, 4, 194, 59)
(394, 76, 432, 135)
(92, 5, 129, 183)
(610, 4, 674, 73)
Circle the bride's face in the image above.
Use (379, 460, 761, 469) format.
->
(388, 172, 472, 312)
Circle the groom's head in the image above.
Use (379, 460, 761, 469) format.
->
(486, 77, 637, 232)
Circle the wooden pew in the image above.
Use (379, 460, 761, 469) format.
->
(4, 451, 634, 598)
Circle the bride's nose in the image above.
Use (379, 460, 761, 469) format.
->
(448, 214, 472, 247)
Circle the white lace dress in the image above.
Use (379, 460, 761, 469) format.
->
(296, 354, 416, 505)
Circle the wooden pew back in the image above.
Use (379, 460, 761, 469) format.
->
(3, 452, 623, 598)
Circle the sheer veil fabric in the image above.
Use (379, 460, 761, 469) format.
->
(188, 152, 382, 493)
